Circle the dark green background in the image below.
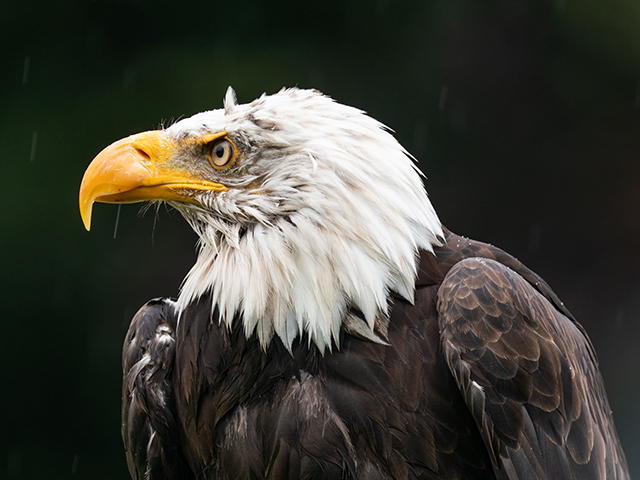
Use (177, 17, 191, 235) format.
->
(2, 0, 639, 478)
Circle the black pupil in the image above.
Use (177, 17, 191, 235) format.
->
(215, 144, 225, 158)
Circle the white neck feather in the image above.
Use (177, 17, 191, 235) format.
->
(171, 88, 443, 352)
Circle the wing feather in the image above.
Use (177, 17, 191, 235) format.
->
(437, 257, 629, 480)
(121, 298, 194, 480)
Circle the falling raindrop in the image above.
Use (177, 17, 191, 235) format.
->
(71, 453, 80, 474)
(113, 204, 122, 239)
(438, 85, 448, 111)
(22, 56, 30, 84)
(29, 131, 38, 162)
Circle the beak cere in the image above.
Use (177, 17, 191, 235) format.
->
(79, 130, 227, 231)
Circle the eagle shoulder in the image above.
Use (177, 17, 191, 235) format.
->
(436, 256, 629, 480)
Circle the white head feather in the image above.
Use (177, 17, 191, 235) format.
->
(169, 87, 443, 351)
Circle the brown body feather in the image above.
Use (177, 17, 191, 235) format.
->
(122, 229, 629, 479)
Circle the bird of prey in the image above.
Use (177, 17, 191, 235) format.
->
(79, 87, 629, 479)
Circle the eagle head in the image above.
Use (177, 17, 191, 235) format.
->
(79, 87, 443, 351)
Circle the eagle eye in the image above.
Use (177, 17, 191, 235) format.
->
(207, 138, 237, 169)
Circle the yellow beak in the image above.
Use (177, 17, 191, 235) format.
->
(79, 130, 227, 231)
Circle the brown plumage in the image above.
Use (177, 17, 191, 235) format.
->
(79, 88, 629, 479)
(121, 229, 629, 479)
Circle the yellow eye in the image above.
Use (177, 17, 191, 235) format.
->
(207, 138, 237, 169)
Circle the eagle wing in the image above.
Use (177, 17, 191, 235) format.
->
(121, 298, 194, 480)
(437, 257, 628, 480)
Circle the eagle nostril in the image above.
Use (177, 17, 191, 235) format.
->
(134, 147, 151, 162)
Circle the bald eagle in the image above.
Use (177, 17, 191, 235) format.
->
(79, 88, 629, 480)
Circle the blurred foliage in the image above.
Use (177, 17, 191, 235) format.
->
(1, 0, 639, 478)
